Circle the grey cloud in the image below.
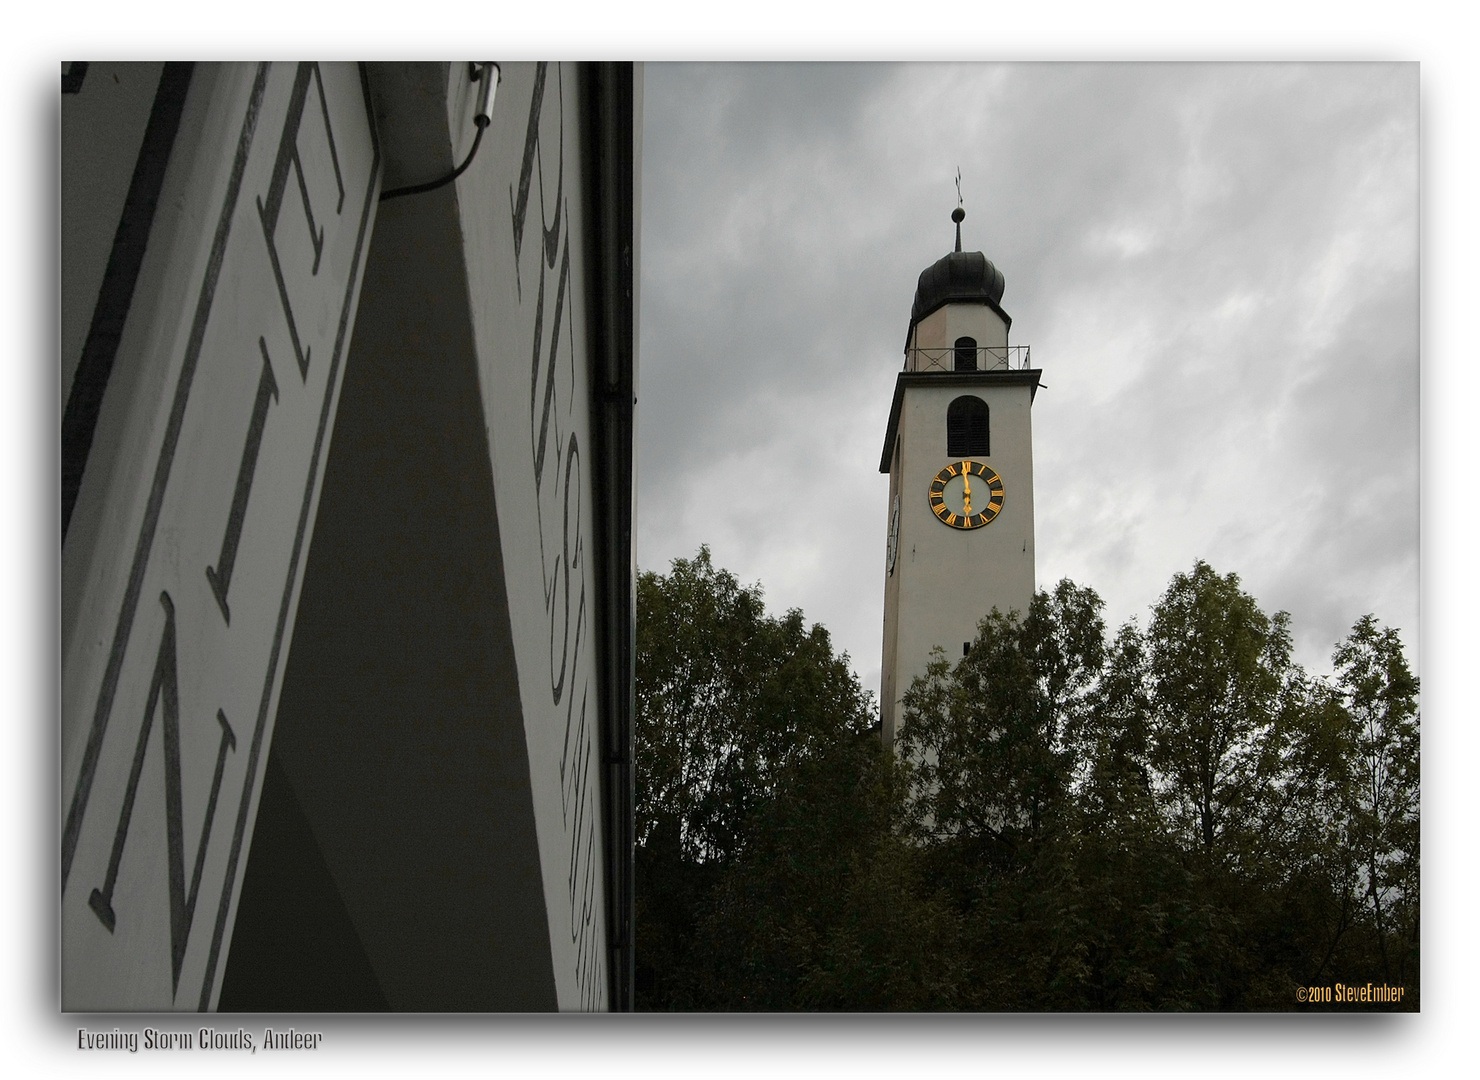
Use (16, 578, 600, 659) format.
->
(638, 62, 1417, 693)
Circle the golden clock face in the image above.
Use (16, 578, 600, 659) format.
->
(929, 461, 1004, 530)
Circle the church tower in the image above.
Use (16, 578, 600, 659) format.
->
(879, 208, 1041, 746)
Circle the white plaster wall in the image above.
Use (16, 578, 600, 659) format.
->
(909, 302, 1009, 365)
(881, 377, 1036, 739)
(450, 61, 610, 1012)
(60, 63, 380, 1010)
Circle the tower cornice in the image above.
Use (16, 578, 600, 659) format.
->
(878, 369, 1042, 473)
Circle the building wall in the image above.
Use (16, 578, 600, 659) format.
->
(880, 375, 1036, 743)
(60, 61, 637, 1013)
(450, 60, 613, 1012)
(61, 62, 381, 1011)
(909, 303, 1008, 360)
(220, 116, 560, 1010)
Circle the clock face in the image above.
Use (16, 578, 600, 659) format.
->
(928, 460, 1004, 530)
(886, 494, 901, 574)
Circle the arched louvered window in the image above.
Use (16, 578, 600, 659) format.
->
(946, 395, 989, 457)
(954, 336, 977, 371)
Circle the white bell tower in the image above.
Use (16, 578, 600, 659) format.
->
(879, 208, 1041, 746)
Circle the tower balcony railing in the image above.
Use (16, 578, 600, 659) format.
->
(906, 344, 1032, 373)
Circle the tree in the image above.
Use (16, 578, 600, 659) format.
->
(635, 550, 1419, 1011)
(1329, 616, 1420, 993)
(635, 547, 897, 1009)
(896, 580, 1155, 1010)
(1140, 561, 1300, 863)
(897, 580, 1106, 857)
(636, 546, 877, 860)
(893, 564, 1419, 1010)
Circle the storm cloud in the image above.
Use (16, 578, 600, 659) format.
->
(637, 62, 1418, 699)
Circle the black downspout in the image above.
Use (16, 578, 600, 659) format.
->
(580, 61, 637, 1013)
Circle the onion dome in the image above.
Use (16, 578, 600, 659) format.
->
(910, 249, 1006, 326)
(908, 207, 1009, 338)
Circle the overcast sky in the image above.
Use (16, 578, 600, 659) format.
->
(636, 62, 1418, 699)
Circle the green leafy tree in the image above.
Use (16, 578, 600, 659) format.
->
(1329, 616, 1420, 994)
(897, 580, 1105, 856)
(1067, 622, 1232, 1010)
(896, 581, 1138, 1009)
(635, 549, 1418, 1011)
(1140, 561, 1301, 862)
(635, 547, 900, 1009)
(894, 564, 1419, 1011)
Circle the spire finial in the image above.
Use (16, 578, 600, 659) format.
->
(953, 168, 965, 252)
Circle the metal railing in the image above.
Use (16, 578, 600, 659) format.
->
(907, 344, 1032, 373)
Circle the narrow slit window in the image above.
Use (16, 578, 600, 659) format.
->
(946, 395, 989, 457)
(954, 336, 977, 372)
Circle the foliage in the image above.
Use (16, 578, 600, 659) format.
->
(1326, 616, 1421, 993)
(636, 546, 876, 861)
(635, 549, 1419, 1011)
(635, 547, 904, 1008)
(1142, 562, 1299, 860)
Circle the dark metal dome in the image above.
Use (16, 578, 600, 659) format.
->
(910, 250, 1006, 326)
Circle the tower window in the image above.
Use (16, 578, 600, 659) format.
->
(954, 336, 977, 371)
(946, 395, 989, 457)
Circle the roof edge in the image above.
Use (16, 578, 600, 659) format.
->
(878, 369, 1043, 473)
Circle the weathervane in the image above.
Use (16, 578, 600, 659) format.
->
(952, 168, 965, 252)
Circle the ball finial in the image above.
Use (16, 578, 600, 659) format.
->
(951, 207, 965, 224)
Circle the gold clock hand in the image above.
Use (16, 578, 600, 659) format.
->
(962, 466, 972, 515)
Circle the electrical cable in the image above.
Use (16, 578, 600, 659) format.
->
(380, 63, 498, 203)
